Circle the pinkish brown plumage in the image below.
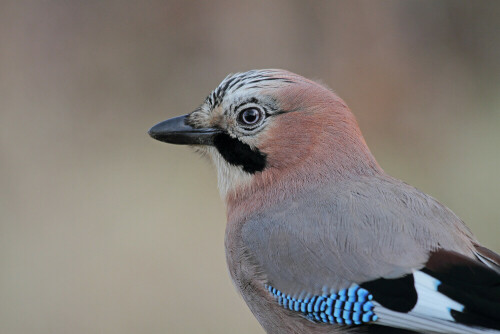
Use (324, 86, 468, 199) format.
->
(149, 69, 500, 334)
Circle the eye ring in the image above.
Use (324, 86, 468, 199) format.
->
(237, 107, 264, 127)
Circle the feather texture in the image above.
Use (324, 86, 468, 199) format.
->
(240, 175, 476, 297)
(267, 284, 377, 325)
(267, 268, 499, 333)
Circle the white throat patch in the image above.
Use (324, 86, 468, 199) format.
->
(199, 146, 253, 199)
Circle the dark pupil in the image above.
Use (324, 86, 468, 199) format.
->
(242, 108, 260, 125)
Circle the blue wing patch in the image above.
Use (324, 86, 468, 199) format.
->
(266, 285, 378, 325)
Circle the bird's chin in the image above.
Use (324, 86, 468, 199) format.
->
(196, 146, 253, 199)
(190, 145, 212, 158)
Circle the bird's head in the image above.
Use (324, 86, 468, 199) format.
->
(149, 69, 380, 201)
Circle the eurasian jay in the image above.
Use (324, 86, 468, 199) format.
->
(149, 70, 500, 334)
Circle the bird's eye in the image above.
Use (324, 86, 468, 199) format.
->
(237, 108, 263, 126)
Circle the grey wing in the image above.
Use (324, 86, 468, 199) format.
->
(241, 176, 476, 297)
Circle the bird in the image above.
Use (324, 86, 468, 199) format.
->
(148, 69, 500, 334)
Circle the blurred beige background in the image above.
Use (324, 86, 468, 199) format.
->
(1, 1, 499, 333)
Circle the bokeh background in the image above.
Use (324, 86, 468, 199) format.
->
(1, 1, 499, 333)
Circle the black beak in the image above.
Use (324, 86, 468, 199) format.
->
(148, 114, 220, 145)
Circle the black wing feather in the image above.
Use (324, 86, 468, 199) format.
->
(423, 249, 500, 330)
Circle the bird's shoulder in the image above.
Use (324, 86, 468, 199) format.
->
(244, 174, 475, 249)
(239, 174, 476, 295)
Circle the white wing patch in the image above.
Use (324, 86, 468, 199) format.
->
(375, 271, 498, 334)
